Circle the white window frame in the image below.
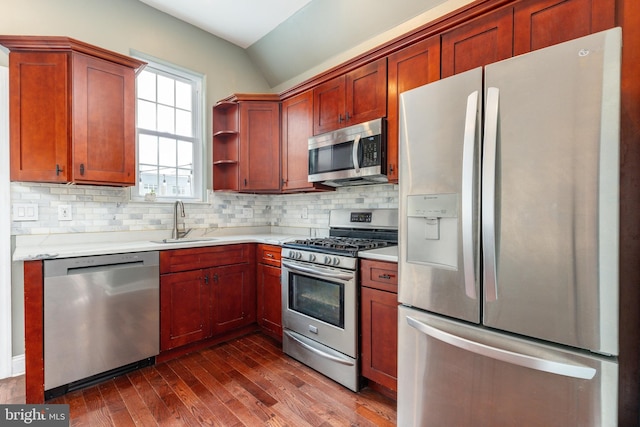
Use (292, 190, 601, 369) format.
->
(130, 51, 206, 202)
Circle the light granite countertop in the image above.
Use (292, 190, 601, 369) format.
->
(12, 227, 307, 261)
(358, 245, 398, 263)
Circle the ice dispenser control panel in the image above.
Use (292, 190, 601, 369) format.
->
(406, 193, 459, 269)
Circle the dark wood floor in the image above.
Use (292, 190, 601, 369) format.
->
(0, 333, 396, 426)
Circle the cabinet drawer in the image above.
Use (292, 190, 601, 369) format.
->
(160, 244, 253, 274)
(257, 244, 281, 267)
(360, 259, 398, 293)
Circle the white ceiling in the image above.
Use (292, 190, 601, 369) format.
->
(138, 0, 313, 49)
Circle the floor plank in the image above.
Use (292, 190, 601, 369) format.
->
(0, 332, 397, 426)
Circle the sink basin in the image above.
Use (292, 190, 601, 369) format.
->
(151, 237, 218, 244)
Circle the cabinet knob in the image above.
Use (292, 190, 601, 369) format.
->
(80, 163, 85, 176)
(345, 112, 351, 121)
(55, 164, 63, 176)
(338, 113, 344, 123)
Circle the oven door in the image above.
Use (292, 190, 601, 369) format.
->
(281, 259, 357, 358)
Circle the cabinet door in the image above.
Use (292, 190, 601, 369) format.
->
(72, 53, 136, 185)
(8, 52, 69, 183)
(257, 263, 282, 341)
(441, 7, 514, 78)
(211, 263, 256, 335)
(386, 37, 440, 183)
(513, 0, 615, 55)
(346, 58, 387, 126)
(361, 286, 398, 391)
(281, 91, 315, 192)
(239, 101, 281, 191)
(313, 75, 345, 135)
(160, 269, 211, 351)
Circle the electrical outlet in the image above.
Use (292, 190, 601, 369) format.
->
(243, 208, 253, 219)
(302, 207, 308, 219)
(58, 205, 72, 221)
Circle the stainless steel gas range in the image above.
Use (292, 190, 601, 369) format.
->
(281, 209, 398, 391)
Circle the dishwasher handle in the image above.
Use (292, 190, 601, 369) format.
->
(44, 251, 159, 278)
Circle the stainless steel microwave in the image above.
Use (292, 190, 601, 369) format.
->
(308, 118, 387, 187)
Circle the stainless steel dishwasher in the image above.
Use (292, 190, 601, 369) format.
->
(44, 251, 159, 398)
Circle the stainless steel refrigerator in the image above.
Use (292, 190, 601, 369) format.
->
(397, 28, 621, 426)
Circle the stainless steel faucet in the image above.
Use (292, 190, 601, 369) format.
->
(172, 200, 189, 239)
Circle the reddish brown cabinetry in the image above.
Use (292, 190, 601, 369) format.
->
(256, 244, 283, 341)
(360, 259, 398, 394)
(386, 36, 441, 183)
(0, 36, 144, 186)
(281, 91, 333, 193)
(213, 95, 280, 192)
(513, 0, 615, 55)
(441, 7, 514, 78)
(159, 244, 256, 351)
(441, 0, 614, 78)
(313, 58, 387, 135)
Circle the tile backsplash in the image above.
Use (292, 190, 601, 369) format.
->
(10, 182, 399, 236)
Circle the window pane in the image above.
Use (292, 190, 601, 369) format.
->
(134, 57, 202, 201)
(157, 75, 174, 106)
(175, 109, 192, 137)
(175, 81, 191, 110)
(138, 164, 158, 196)
(177, 168, 193, 197)
(137, 70, 156, 102)
(177, 140, 193, 168)
(137, 100, 156, 130)
(157, 105, 175, 134)
(158, 137, 176, 167)
(138, 134, 158, 165)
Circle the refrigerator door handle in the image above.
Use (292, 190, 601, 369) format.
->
(462, 90, 479, 300)
(406, 315, 597, 380)
(482, 87, 500, 301)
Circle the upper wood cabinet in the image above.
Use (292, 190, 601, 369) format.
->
(441, 7, 514, 78)
(213, 95, 281, 192)
(386, 36, 440, 183)
(281, 90, 333, 193)
(0, 36, 145, 186)
(442, 0, 615, 78)
(513, 0, 615, 55)
(313, 58, 387, 135)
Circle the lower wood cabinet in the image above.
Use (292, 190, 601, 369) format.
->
(159, 244, 256, 351)
(360, 259, 398, 393)
(256, 244, 283, 341)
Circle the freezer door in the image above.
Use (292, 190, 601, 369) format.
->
(482, 28, 621, 355)
(398, 67, 482, 323)
(398, 306, 618, 427)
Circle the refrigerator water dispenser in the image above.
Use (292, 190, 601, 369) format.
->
(406, 193, 458, 269)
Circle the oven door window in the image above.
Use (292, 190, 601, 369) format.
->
(289, 273, 345, 328)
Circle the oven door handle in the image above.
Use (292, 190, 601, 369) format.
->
(282, 260, 353, 281)
(284, 330, 355, 366)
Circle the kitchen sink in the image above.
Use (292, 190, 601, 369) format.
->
(151, 237, 218, 244)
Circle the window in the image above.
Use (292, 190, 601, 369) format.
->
(132, 52, 205, 201)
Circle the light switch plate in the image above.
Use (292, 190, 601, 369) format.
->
(13, 203, 39, 221)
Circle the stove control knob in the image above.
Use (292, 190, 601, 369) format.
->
(296, 252, 303, 260)
(333, 257, 340, 266)
(288, 250, 296, 259)
(324, 256, 332, 264)
(309, 254, 316, 262)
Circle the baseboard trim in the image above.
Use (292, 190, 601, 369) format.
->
(12, 353, 25, 377)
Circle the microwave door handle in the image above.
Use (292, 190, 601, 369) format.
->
(352, 134, 362, 173)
